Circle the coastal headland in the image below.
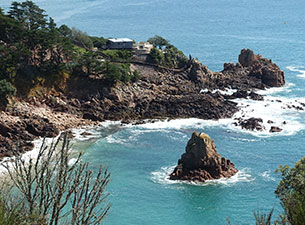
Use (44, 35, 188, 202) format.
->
(0, 48, 286, 158)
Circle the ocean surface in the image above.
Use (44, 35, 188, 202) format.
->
(2, 0, 305, 224)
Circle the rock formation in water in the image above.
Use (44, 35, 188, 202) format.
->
(169, 132, 238, 182)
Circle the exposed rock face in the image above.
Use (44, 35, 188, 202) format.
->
(239, 49, 285, 87)
(169, 132, 238, 182)
(0, 111, 59, 158)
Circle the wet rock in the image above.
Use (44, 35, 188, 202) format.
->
(269, 126, 283, 133)
(81, 131, 92, 136)
(169, 132, 238, 182)
(235, 117, 264, 131)
(249, 91, 264, 101)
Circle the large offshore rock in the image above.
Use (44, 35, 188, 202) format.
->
(169, 132, 238, 182)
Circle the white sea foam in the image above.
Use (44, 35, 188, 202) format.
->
(0, 135, 58, 174)
(259, 170, 276, 181)
(287, 66, 305, 78)
(200, 88, 237, 95)
(230, 94, 305, 137)
(135, 118, 232, 130)
(151, 166, 254, 187)
(72, 126, 103, 141)
(256, 82, 295, 95)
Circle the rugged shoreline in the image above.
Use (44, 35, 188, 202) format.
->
(0, 49, 287, 158)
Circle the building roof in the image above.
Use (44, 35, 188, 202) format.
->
(108, 38, 133, 43)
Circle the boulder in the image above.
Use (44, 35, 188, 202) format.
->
(235, 117, 264, 131)
(169, 132, 238, 182)
(269, 126, 283, 133)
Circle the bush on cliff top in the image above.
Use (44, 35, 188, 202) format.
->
(147, 36, 188, 68)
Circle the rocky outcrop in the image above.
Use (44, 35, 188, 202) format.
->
(169, 132, 238, 182)
(234, 117, 264, 131)
(0, 110, 60, 158)
(269, 126, 282, 133)
(0, 49, 286, 157)
(239, 49, 285, 87)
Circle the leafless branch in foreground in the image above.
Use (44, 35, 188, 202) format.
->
(2, 133, 111, 225)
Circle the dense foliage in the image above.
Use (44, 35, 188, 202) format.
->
(148, 45, 188, 68)
(275, 157, 305, 225)
(0, 79, 16, 107)
(103, 61, 140, 84)
(147, 35, 187, 68)
(0, 0, 144, 106)
(147, 35, 169, 49)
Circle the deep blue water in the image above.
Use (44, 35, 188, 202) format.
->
(2, 0, 305, 224)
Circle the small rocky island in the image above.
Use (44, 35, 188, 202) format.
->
(169, 132, 238, 182)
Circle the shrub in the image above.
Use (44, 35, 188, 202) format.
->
(90, 36, 108, 49)
(147, 35, 169, 49)
(2, 134, 111, 225)
(102, 49, 133, 61)
(0, 79, 16, 107)
(103, 62, 140, 84)
(275, 157, 305, 225)
(70, 27, 93, 50)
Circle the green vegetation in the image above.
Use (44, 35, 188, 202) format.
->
(274, 157, 305, 225)
(103, 61, 140, 84)
(230, 157, 305, 225)
(147, 35, 187, 68)
(0, 0, 144, 105)
(1, 134, 110, 225)
(0, 80, 16, 107)
(90, 36, 108, 49)
(102, 49, 133, 61)
(147, 35, 169, 50)
(148, 45, 188, 68)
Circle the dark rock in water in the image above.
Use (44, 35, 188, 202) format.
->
(269, 126, 283, 133)
(232, 90, 248, 99)
(235, 117, 264, 131)
(267, 120, 274, 124)
(81, 131, 92, 136)
(249, 91, 264, 101)
(169, 132, 238, 182)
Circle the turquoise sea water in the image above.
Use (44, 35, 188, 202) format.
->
(2, 0, 305, 224)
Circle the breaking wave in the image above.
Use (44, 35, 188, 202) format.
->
(151, 166, 254, 187)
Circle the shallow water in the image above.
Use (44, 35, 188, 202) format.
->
(1, 0, 305, 224)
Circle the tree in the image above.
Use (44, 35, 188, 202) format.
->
(147, 35, 170, 49)
(275, 157, 305, 225)
(2, 134, 111, 225)
(70, 27, 93, 50)
(8, 1, 47, 31)
(149, 48, 165, 65)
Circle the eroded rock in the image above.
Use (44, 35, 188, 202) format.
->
(169, 132, 238, 182)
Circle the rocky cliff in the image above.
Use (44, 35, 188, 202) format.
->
(169, 132, 238, 182)
(0, 49, 286, 157)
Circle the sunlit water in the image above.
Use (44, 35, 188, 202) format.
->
(1, 0, 305, 224)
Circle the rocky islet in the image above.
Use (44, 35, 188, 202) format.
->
(169, 132, 238, 182)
